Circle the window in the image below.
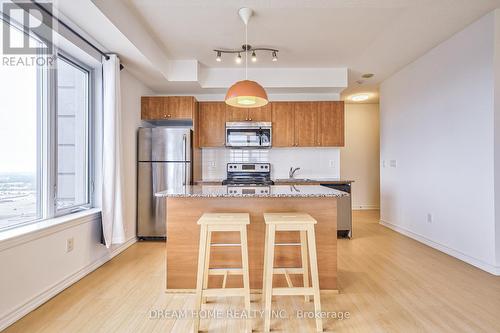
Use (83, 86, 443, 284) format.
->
(0, 20, 43, 229)
(0, 18, 95, 230)
(56, 56, 90, 213)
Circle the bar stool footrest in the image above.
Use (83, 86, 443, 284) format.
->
(273, 267, 306, 274)
(208, 268, 243, 275)
(272, 287, 314, 296)
(202, 288, 247, 297)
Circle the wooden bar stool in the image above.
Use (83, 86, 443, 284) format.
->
(262, 213, 323, 332)
(194, 213, 251, 333)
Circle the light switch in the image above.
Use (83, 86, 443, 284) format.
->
(389, 160, 397, 168)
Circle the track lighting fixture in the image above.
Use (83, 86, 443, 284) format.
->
(272, 51, 278, 62)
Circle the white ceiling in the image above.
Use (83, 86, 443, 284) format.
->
(63, 0, 500, 102)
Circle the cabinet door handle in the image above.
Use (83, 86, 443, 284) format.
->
(249, 118, 252, 121)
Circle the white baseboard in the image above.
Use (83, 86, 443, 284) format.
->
(0, 236, 137, 331)
(352, 205, 379, 210)
(380, 219, 500, 276)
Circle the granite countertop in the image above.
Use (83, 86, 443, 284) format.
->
(155, 185, 349, 198)
(274, 178, 354, 184)
(194, 178, 354, 185)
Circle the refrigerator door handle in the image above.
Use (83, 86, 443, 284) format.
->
(182, 134, 187, 185)
(183, 134, 187, 161)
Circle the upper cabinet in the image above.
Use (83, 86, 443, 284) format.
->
(272, 102, 295, 147)
(247, 104, 272, 122)
(225, 105, 249, 122)
(271, 101, 344, 147)
(141, 96, 196, 120)
(198, 102, 226, 147)
(294, 102, 319, 147)
(318, 101, 344, 147)
(141, 96, 344, 148)
(225, 104, 272, 122)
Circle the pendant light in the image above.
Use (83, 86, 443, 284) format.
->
(225, 8, 269, 108)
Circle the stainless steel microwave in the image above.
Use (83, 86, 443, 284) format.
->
(225, 122, 272, 148)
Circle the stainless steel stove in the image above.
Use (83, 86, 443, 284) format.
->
(222, 163, 274, 186)
(227, 186, 271, 195)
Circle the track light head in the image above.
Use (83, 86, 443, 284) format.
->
(251, 51, 257, 62)
(216, 51, 222, 62)
(236, 53, 242, 64)
(272, 51, 278, 62)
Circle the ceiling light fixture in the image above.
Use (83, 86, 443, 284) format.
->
(350, 94, 370, 102)
(224, 8, 269, 108)
(251, 51, 257, 62)
(213, 8, 279, 65)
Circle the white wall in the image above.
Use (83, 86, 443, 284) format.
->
(494, 10, 500, 269)
(380, 12, 499, 274)
(341, 104, 380, 209)
(120, 69, 152, 237)
(0, 69, 151, 330)
(202, 148, 340, 180)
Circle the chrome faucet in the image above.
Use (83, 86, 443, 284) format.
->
(289, 167, 301, 179)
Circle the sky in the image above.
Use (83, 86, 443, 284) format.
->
(0, 20, 38, 174)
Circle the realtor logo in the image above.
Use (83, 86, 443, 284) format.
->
(2, 2, 53, 55)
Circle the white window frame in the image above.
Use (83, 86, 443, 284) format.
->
(0, 14, 98, 231)
(51, 52, 94, 217)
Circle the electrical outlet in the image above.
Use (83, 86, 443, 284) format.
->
(66, 238, 74, 253)
(390, 159, 397, 168)
(329, 160, 335, 168)
(209, 161, 216, 168)
(427, 213, 433, 224)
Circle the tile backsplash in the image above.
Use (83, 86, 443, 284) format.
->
(202, 148, 340, 180)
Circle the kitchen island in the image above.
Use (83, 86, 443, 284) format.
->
(155, 185, 347, 292)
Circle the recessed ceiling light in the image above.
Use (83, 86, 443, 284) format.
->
(350, 94, 370, 102)
(361, 73, 374, 79)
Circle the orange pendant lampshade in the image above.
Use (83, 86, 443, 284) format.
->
(225, 80, 268, 108)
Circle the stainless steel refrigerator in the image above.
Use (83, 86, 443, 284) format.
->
(137, 127, 192, 239)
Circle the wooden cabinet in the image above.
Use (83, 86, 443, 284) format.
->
(294, 102, 319, 147)
(271, 101, 344, 148)
(141, 96, 196, 120)
(142, 97, 344, 148)
(198, 102, 226, 147)
(225, 104, 272, 122)
(318, 101, 344, 147)
(272, 102, 295, 147)
(141, 96, 163, 120)
(247, 104, 271, 122)
(225, 105, 249, 122)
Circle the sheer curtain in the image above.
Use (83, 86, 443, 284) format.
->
(101, 54, 125, 247)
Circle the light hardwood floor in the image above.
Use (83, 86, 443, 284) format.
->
(4, 210, 500, 332)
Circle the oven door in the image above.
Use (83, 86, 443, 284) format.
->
(225, 122, 272, 148)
